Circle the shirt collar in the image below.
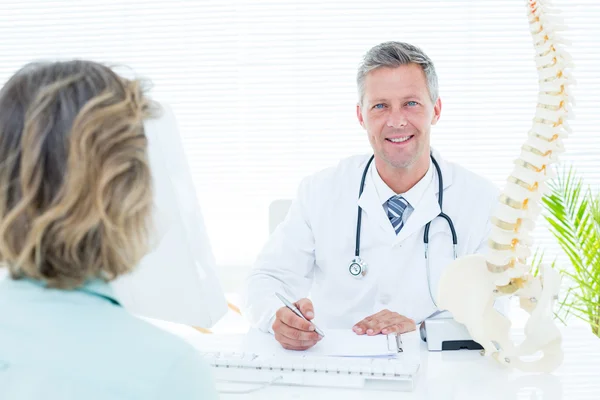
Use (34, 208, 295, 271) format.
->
(3, 277, 120, 306)
(77, 279, 121, 306)
(371, 157, 434, 208)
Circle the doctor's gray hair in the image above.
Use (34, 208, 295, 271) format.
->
(356, 41, 439, 105)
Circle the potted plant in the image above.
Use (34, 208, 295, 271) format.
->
(542, 166, 600, 338)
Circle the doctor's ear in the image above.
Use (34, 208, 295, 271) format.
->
(431, 97, 442, 125)
(356, 103, 366, 129)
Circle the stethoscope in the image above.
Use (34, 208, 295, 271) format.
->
(348, 153, 458, 306)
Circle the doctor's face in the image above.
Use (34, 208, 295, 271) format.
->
(357, 64, 441, 170)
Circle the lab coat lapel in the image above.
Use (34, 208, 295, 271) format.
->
(394, 181, 441, 244)
(357, 172, 395, 236)
(394, 150, 454, 244)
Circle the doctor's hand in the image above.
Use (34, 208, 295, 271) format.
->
(352, 309, 416, 336)
(272, 298, 322, 350)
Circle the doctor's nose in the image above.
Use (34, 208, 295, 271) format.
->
(386, 110, 408, 129)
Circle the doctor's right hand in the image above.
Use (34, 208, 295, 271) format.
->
(272, 298, 322, 350)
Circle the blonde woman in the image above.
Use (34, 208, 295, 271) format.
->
(0, 61, 218, 399)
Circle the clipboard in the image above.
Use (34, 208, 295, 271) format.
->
(243, 328, 405, 357)
(386, 332, 403, 353)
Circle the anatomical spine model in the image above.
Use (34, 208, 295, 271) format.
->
(437, 0, 574, 372)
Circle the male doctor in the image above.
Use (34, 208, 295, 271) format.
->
(243, 41, 500, 350)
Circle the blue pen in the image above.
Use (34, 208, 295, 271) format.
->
(275, 292, 325, 337)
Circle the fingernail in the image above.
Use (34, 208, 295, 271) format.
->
(309, 325, 315, 331)
(306, 311, 314, 318)
(354, 327, 362, 333)
(367, 329, 373, 335)
(382, 329, 388, 334)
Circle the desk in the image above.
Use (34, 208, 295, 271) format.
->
(158, 321, 600, 400)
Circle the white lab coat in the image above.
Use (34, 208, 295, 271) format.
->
(243, 149, 500, 332)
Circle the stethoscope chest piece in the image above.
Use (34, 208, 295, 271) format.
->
(348, 257, 368, 278)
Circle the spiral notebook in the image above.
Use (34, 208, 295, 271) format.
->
(202, 329, 420, 391)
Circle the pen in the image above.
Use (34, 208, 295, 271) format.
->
(275, 292, 325, 337)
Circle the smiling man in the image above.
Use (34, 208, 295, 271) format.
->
(243, 41, 499, 351)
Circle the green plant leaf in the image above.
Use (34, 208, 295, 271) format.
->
(542, 164, 600, 338)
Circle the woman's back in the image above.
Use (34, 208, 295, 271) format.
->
(0, 278, 217, 399)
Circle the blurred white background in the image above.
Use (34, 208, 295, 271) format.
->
(1, 0, 598, 293)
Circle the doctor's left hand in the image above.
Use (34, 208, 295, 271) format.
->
(352, 310, 416, 336)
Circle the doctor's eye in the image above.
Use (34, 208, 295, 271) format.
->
(373, 104, 386, 110)
(406, 101, 419, 107)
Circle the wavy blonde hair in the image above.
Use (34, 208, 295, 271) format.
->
(0, 60, 158, 289)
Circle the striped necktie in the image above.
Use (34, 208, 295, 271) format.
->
(387, 195, 409, 234)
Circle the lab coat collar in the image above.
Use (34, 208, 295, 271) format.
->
(356, 159, 396, 236)
(357, 149, 454, 241)
(395, 148, 454, 243)
(430, 147, 453, 194)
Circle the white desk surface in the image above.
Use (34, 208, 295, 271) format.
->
(157, 321, 600, 400)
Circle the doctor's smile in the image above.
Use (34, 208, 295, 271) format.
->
(384, 134, 416, 149)
(386, 135, 413, 143)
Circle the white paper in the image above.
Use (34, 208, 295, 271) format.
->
(242, 328, 407, 357)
